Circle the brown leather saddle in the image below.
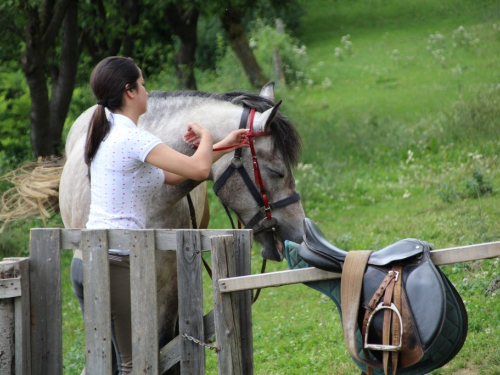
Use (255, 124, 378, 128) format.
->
(297, 218, 468, 375)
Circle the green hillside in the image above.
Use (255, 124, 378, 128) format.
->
(205, 1, 500, 374)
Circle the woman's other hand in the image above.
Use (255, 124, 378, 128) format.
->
(183, 122, 209, 145)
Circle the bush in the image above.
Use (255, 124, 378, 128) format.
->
(0, 68, 32, 175)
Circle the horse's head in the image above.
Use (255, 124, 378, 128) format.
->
(211, 83, 305, 261)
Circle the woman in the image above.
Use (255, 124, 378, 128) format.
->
(71, 56, 248, 374)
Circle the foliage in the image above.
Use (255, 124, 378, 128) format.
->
(0, 67, 32, 175)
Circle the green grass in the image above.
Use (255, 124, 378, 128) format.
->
(3, 0, 500, 373)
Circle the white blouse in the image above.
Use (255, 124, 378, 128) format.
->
(86, 113, 164, 255)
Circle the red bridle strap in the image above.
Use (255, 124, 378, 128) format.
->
(247, 108, 273, 220)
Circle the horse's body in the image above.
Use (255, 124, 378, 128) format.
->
(59, 84, 305, 363)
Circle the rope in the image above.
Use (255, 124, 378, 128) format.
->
(0, 156, 64, 232)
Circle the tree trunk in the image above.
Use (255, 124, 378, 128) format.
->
(21, 0, 74, 157)
(165, 5, 199, 90)
(22, 5, 54, 157)
(220, 6, 267, 89)
(50, 0, 80, 155)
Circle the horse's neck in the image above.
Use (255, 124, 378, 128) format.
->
(138, 97, 243, 200)
(140, 97, 243, 153)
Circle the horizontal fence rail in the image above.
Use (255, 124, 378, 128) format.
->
(217, 240, 500, 293)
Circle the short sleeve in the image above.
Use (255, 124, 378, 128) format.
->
(129, 128, 163, 162)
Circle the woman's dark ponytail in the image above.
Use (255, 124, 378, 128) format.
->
(84, 57, 140, 166)
(84, 105, 110, 165)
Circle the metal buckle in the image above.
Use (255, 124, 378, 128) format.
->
(389, 270, 399, 282)
(364, 302, 403, 352)
(231, 156, 242, 168)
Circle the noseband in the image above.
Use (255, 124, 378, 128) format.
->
(212, 107, 301, 235)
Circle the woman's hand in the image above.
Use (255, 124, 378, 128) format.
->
(215, 129, 250, 153)
(183, 122, 210, 145)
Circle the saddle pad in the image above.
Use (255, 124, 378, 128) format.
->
(285, 240, 467, 375)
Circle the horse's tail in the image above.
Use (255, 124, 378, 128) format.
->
(0, 156, 65, 233)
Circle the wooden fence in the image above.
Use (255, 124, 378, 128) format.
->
(0, 228, 254, 375)
(2, 227, 500, 374)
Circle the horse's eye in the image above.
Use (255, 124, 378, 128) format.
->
(269, 168, 285, 178)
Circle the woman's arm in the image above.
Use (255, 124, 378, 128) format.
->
(145, 123, 213, 182)
(145, 125, 249, 185)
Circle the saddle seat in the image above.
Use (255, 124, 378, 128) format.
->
(301, 218, 425, 272)
(296, 218, 467, 375)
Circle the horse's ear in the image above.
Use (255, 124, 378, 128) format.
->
(254, 100, 282, 132)
(259, 82, 275, 102)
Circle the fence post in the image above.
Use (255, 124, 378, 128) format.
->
(177, 229, 205, 374)
(29, 228, 62, 375)
(0, 260, 16, 374)
(211, 234, 251, 375)
(129, 229, 158, 374)
(82, 229, 112, 374)
(233, 230, 254, 374)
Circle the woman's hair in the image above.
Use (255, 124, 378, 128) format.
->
(84, 56, 140, 166)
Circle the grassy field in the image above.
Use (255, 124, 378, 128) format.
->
(2, 0, 500, 373)
(204, 0, 500, 374)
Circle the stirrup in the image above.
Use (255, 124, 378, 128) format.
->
(364, 303, 403, 352)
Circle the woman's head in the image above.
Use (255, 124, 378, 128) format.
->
(85, 57, 141, 166)
(91, 56, 140, 111)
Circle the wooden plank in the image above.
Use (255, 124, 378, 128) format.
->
(233, 230, 254, 375)
(60, 228, 251, 251)
(159, 310, 215, 373)
(29, 228, 62, 375)
(0, 298, 14, 374)
(219, 241, 500, 293)
(1, 258, 31, 374)
(0, 278, 22, 298)
(219, 267, 341, 293)
(430, 241, 500, 265)
(129, 230, 158, 374)
(0, 260, 16, 374)
(177, 230, 205, 374)
(15, 258, 31, 375)
(211, 235, 243, 375)
(82, 230, 112, 374)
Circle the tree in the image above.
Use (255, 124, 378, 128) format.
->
(164, 3, 199, 89)
(19, 0, 80, 157)
(219, 1, 268, 89)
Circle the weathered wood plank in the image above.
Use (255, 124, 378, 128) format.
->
(60, 228, 250, 251)
(0, 278, 22, 298)
(0, 260, 17, 374)
(177, 230, 205, 374)
(219, 267, 341, 293)
(430, 241, 500, 265)
(232, 230, 254, 375)
(14, 258, 31, 375)
(1, 258, 32, 374)
(0, 298, 14, 374)
(219, 241, 500, 293)
(82, 230, 112, 374)
(211, 235, 243, 375)
(30, 228, 62, 375)
(129, 230, 158, 374)
(159, 310, 215, 373)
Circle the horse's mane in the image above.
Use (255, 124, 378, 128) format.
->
(149, 90, 302, 167)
